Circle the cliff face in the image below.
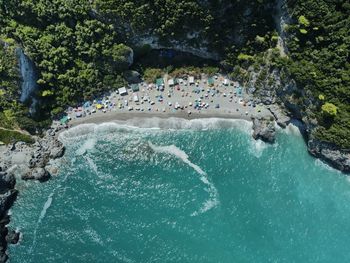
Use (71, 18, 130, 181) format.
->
(94, 0, 275, 61)
(16, 48, 38, 114)
(245, 52, 350, 174)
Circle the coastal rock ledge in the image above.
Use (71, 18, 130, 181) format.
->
(252, 117, 276, 144)
(308, 140, 350, 174)
(22, 167, 51, 182)
(0, 170, 19, 263)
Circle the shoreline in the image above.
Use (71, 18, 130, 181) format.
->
(1, 109, 348, 261)
(67, 111, 254, 127)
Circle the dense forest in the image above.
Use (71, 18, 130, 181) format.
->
(0, 0, 349, 149)
(282, 0, 350, 148)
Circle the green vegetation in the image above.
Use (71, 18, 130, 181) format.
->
(1, 1, 132, 118)
(143, 68, 164, 83)
(282, 0, 350, 148)
(298, 16, 310, 27)
(0, 0, 349, 149)
(0, 128, 34, 144)
(322, 102, 338, 117)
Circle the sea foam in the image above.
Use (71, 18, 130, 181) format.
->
(148, 142, 219, 216)
(76, 138, 96, 156)
(59, 117, 253, 142)
(29, 192, 54, 253)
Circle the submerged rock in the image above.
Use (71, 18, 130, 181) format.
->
(252, 117, 276, 143)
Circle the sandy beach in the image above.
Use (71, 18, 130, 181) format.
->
(64, 74, 272, 127)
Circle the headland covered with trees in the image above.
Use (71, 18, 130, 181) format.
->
(0, 0, 349, 150)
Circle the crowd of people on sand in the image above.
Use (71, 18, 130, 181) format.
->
(60, 74, 265, 126)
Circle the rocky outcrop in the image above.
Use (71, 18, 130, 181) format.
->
(50, 140, 65, 159)
(267, 104, 291, 128)
(27, 127, 65, 173)
(252, 117, 276, 143)
(16, 48, 38, 114)
(0, 173, 15, 195)
(22, 167, 51, 182)
(133, 35, 220, 61)
(308, 140, 350, 174)
(0, 169, 19, 263)
(0, 124, 67, 261)
(5, 230, 19, 245)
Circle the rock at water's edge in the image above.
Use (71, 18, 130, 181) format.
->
(22, 167, 50, 182)
(252, 117, 276, 143)
(267, 105, 291, 128)
(0, 173, 15, 195)
(50, 142, 65, 159)
(5, 230, 19, 245)
(0, 190, 18, 218)
(308, 140, 350, 173)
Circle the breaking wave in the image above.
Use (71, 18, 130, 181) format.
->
(76, 138, 96, 156)
(59, 117, 253, 142)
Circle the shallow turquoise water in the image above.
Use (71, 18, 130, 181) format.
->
(8, 118, 350, 262)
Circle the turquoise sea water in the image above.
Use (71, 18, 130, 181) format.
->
(8, 118, 350, 262)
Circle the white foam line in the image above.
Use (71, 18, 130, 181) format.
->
(29, 172, 71, 255)
(59, 117, 253, 142)
(29, 192, 53, 254)
(85, 155, 98, 175)
(148, 142, 219, 216)
(149, 142, 206, 176)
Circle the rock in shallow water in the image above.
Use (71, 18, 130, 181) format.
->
(252, 117, 276, 143)
(5, 230, 19, 245)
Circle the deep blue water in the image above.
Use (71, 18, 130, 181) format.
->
(8, 118, 350, 262)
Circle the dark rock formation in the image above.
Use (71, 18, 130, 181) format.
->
(308, 140, 350, 174)
(267, 105, 290, 128)
(0, 167, 19, 263)
(5, 230, 20, 245)
(0, 173, 15, 195)
(28, 134, 65, 170)
(252, 117, 276, 143)
(50, 140, 65, 159)
(22, 167, 51, 182)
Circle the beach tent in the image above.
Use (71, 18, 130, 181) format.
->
(60, 116, 69, 125)
(83, 101, 91, 108)
(168, 78, 175, 86)
(133, 94, 139, 102)
(131, 84, 139, 92)
(189, 76, 195, 85)
(118, 87, 127, 96)
(76, 112, 82, 118)
(208, 78, 214, 86)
